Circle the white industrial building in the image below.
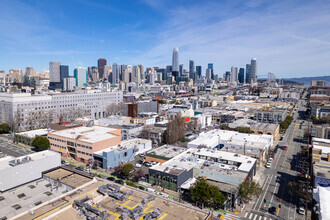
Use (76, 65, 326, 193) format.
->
(0, 150, 61, 192)
(0, 90, 123, 131)
(187, 129, 273, 161)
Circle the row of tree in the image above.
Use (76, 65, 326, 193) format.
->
(280, 115, 293, 132)
(0, 123, 11, 134)
(113, 164, 145, 182)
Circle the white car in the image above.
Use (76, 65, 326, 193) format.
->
(265, 163, 271, 168)
(135, 163, 142, 168)
(268, 158, 273, 163)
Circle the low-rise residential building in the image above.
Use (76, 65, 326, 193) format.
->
(140, 125, 166, 144)
(253, 109, 288, 124)
(48, 125, 121, 164)
(311, 125, 330, 139)
(145, 145, 187, 164)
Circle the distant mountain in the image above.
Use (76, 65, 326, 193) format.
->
(283, 76, 330, 84)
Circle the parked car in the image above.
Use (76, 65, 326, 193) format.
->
(138, 186, 145, 190)
(135, 163, 142, 168)
(75, 166, 84, 171)
(268, 206, 276, 214)
(283, 146, 288, 150)
(265, 163, 272, 168)
(115, 179, 124, 185)
(268, 158, 273, 163)
(107, 176, 115, 181)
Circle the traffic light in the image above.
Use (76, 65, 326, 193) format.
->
(279, 204, 281, 208)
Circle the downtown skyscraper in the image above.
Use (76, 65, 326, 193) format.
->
(172, 48, 179, 79)
(250, 58, 257, 84)
(98, 58, 107, 80)
(189, 60, 195, 79)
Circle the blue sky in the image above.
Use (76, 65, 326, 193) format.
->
(1, 0, 330, 78)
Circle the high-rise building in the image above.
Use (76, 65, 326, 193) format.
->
(172, 48, 179, 79)
(90, 66, 99, 82)
(250, 58, 257, 84)
(138, 65, 144, 81)
(189, 60, 195, 79)
(98, 58, 107, 80)
(122, 65, 131, 83)
(230, 66, 238, 83)
(245, 64, 251, 84)
(225, 71, 231, 82)
(25, 67, 35, 77)
(208, 63, 214, 80)
(196, 66, 202, 79)
(112, 63, 120, 84)
(74, 67, 88, 87)
(158, 69, 166, 81)
(238, 68, 245, 84)
(206, 69, 212, 79)
(49, 62, 60, 88)
(9, 69, 23, 83)
(179, 64, 183, 76)
(63, 77, 76, 91)
(104, 65, 112, 82)
(60, 65, 69, 84)
(132, 66, 140, 84)
(166, 65, 172, 77)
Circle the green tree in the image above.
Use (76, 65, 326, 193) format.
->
(220, 124, 229, 130)
(235, 126, 252, 134)
(189, 178, 226, 209)
(29, 76, 36, 88)
(31, 136, 50, 150)
(23, 76, 30, 86)
(0, 123, 11, 134)
(238, 181, 262, 203)
(121, 164, 135, 177)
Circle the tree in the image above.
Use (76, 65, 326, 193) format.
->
(0, 123, 11, 134)
(133, 169, 145, 182)
(220, 124, 229, 130)
(113, 164, 123, 176)
(106, 102, 124, 116)
(288, 181, 312, 202)
(165, 114, 186, 144)
(121, 164, 135, 177)
(234, 126, 252, 134)
(29, 76, 36, 88)
(23, 75, 30, 86)
(189, 178, 226, 209)
(238, 181, 262, 203)
(31, 136, 50, 150)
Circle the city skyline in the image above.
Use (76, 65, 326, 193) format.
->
(1, 0, 330, 78)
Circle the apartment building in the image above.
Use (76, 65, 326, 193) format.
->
(48, 125, 121, 164)
(253, 109, 287, 124)
(0, 91, 123, 131)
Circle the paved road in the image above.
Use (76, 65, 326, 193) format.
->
(243, 97, 308, 220)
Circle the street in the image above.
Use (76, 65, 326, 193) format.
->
(242, 97, 309, 220)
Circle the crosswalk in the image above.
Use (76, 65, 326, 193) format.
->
(242, 212, 276, 220)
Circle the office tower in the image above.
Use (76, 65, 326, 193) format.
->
(230, 66, 238, 83)
(156, 72, 162, 81)
(98, 58, 107, 80)
(132, 66, 141, 84)
(138, 65, 144, 81)
(206, 68, 212, 79)
(208, 63, 214, 79)
(172, 48, 179, 79)
(63, 77, 76, 91)
(154, 67, 159, 71)
(147, 70, 155, 85)
(196, 66, 202, 79)
(238, 68, 245, 84)
(74, 67, 88, 87)
(245, 64, 251, 84)
(60, 65, 69, 84)
(122, 65, 131, 83)
(225, 71, 231, 82)
(214, 74, 219, 82)
(189, 60, 195, 79)
(89, 66, 99, 82)
(49, 62, 60, 88)
(158, 69, 166, 81)
(166, 65, 172, 76)
(250, 58, 257, 84)
(179, 64, 183, 76)
(25, 67, 35, 76)
(112, 63, 120, 84)
(121, 65, 128, 81)
(104, 65, 112, 82)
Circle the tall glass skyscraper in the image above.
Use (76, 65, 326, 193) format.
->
(238, 68, 244, 84)
(189, 60, 195, 79)
(172, 48, 179, 72)
(112, 63, 120, 84)
(230, 66, 238, 83)
(208, 63, 214, 79)
(60, 65, 69, 84)
(250, 58, 257, 84)
(98, 58, 107, 80)
(74, 67, 88, 87)
(196, 66, 202, 79)
(179, 64, 183, 76)
(245, 64, 251, 84)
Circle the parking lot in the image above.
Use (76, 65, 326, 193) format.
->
(0, 139, 32, 157)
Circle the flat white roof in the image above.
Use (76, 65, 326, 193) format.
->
(0, 150, 59, 171)
(94, 138, 151, 155)
(16, 129, 51, 139)
(49, 126, 118, 143)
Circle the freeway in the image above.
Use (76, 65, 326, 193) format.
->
(243, 97, 309, 220)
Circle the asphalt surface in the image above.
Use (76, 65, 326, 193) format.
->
(243, 97, 309, 220)
(0, 138, 32, 157)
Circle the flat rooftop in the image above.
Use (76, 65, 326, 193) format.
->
(0, 179, 68, 220)
(0, 150, 59, 171)
(49, 125, 118, 143)
(15, 128, 50, 139)
(43, 168, 93, 188)
(147, 145, 186, 158)
(94, 138, 151, 155)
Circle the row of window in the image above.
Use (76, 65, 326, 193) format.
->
(77, 150, 92, 156)
(77, 144, 92, 150)
(48, 137, 66, 143)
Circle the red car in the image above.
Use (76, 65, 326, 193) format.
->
(283, 145, 288, 150)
